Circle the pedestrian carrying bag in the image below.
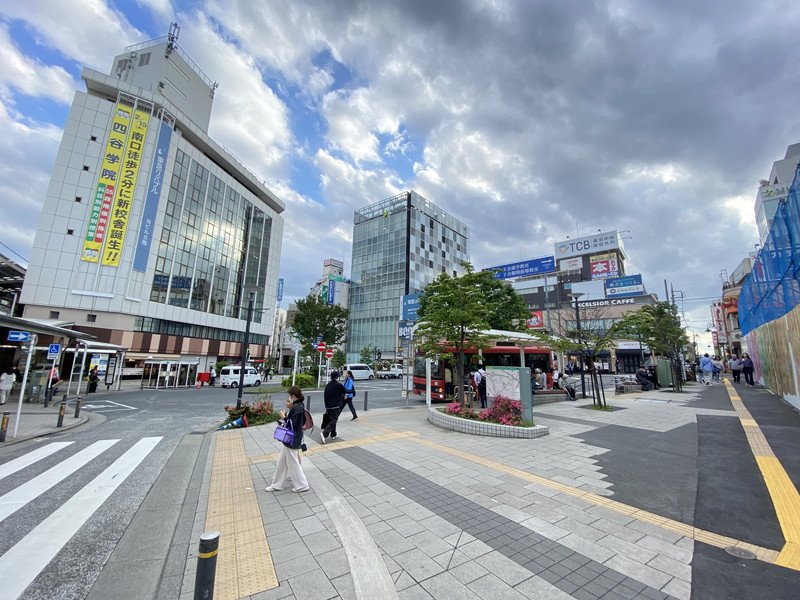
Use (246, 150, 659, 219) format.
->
(303, 409, 314, 432)
(273, 419, 295, 445)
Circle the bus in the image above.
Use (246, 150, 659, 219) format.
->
(413, 345, 553, 402)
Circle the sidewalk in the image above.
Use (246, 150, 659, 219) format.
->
(180, 380, 800, 600)
(0, 397, 89, 445)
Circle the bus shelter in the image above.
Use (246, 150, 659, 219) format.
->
(141, 360, 199, 389)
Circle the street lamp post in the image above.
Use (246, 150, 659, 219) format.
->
(570, 292, 587, 398)
(236, 292, 255, 410)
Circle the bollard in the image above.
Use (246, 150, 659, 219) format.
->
(44, 385, 52, 407)
(74, 397, 82, 418)
(0, 411, 9, 442)
(57, 401, 66, 428)
(306, 394, 311, 412)
(363, 390, 368, 412)
(194, 530, 220, 600)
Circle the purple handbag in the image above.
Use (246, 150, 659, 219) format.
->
(273, 419, 295, 445)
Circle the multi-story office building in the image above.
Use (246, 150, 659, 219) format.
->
(347, 191, 469, 362)
(20, 31, 284, 376)
(309, 259, 351, 309)
(755, 143, 800, 245)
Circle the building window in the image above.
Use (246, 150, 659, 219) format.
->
(138, 52, 151, 67)
(87, 314, 97, 322)
(49, 311, 60, 319)
(82, 166, 90, 171)
(90, 135, 97, 142)
(67, 229, 74, 235)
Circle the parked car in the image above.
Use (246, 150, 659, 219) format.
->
(219, 366, 261, 388)
(342, 364, 375, 380)
(378, 364, 404, 379)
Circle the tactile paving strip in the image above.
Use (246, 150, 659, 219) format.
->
(206, 432, 277, 599)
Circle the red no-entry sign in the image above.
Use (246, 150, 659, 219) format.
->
(317, 342, 326, 352)
(326, 349, 334, 358)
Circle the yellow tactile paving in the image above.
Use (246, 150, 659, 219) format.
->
(724, 380, 800, 570)
(206, 432, 277, 600)
(407, 435, 793, 570)
(248, 430, 419, 465)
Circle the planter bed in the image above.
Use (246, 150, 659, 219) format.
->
(533, 390, 570, 404)
(427, 407, 549, 438)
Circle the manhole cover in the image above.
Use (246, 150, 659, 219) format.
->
(725, 546, 756, 560)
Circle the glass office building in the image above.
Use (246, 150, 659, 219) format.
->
(347, 191, 469, 361)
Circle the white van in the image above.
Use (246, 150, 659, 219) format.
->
(342, 364, 375, 380)
(219, 366, 261, 388)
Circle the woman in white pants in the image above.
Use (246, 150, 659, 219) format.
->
(266, 386, 309, 493)
(0, 367, 15, 405)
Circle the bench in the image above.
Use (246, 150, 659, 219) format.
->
(614, 377, 642, 395)
(532, 389, 570, 404)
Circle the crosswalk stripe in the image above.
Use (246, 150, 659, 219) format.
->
(0, 442, 74, 481)
(0, 439, 119, 522)
(0, 436, 162, 599)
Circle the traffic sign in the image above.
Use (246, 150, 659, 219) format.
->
(326, 349, 334, 358)
(7, 331, 30, 342)
(48, 344, 61, 360)
(317, 342, 327, 352)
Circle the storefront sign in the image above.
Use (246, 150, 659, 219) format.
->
(486, 256, 555, 279)
(605, 274, 644, 297)
(558, 257, 583, 271)
(590, 253, 619, 279)
(526, 311, 544, 328)
(554, 231, 619, 259)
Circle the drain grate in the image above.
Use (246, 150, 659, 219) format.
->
(725, 546, 756, 560)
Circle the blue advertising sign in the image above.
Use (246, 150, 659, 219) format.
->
(402, 293, 421, 321)
(133, 120, 173, 272)
(398, 320, 414, 340)
(277, 278, 284, 302)
(605, 274, 644, 298)
(486, 256, 556, 280)
(327, 279, 336, 305)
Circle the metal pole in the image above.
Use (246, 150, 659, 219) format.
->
(236, 293, 255, 411)
(13, 335, 36, 439)
(291, 348, 299, 387)
(574, 298, 586, 399)
(194, 530, 220, 600)
(363, 390, 368, 412)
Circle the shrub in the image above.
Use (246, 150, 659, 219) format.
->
(223, 393, 281, 427)
(477, 396, 522, 426)
(444, 396, 522, 426)
(281, 373, 316, 389)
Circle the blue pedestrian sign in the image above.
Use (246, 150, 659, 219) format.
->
(48, 344, 61, 360)
(7, 330, 30, 342)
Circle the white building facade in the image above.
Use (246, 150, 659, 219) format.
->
(20, 34, 284, 369)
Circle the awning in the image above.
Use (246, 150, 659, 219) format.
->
(73, 340, 129, 352)
(0, 315, 97, 340)
(126, 352, 181, 361)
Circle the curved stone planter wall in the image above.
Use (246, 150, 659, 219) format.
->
(427, 407, 549, 438)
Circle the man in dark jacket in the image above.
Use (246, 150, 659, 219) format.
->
(636, 366, 654, 391)
(321, 371, 346, 443)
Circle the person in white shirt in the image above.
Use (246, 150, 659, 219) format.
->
(472, 368, 485, 408)
(0, 367, 15, 405)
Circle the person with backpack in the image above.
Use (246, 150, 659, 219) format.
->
(265, 386, 309, 493)
(341, 370, 358, 421)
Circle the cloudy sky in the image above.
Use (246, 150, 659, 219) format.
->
(2, 0, 798, 344)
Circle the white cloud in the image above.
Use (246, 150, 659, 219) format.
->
(0, 24, 76, 105)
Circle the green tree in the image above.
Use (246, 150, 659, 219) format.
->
(359, 344, 379, 367)
(611, 301, 690, 391)
(291, 294, 348, 352)
(415, 263, 530, 405)
(331, 348, 346, 369)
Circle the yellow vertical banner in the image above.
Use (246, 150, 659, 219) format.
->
(101, 107, 151, 267)
(81, 103, 132, 262)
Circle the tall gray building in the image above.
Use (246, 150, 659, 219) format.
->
(347, 191, 470, 362)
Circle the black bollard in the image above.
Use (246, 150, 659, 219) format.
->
(74, 398, 82, 418)
(363, 390, 368, 412)
(306, 394, 311, 412)
(57, 401, 66, 427)
(0, 411, 9, 442)
(194, 530, 220, 600)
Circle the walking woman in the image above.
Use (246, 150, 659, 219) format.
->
(342, 370, 358, 420)
(266, 386, 309, 493)
(741, 353, 755, 387)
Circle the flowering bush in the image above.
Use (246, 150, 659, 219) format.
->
(223, 394, 281, 426)
(444, 396, 523, 426)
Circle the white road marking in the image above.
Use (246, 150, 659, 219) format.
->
(0, 436, 162, 599)
(0, 442, 74, 481)
(0, 440, 119, 522)
(105, 400, 137, 410)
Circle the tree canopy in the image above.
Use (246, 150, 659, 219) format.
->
(415, 263, 530, 404)
(291, 294, 348, 352)
(610, 301, 689, 358)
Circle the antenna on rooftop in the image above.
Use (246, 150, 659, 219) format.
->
(166, 22, 180, 57)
